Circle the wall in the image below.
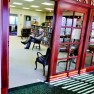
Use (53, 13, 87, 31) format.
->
(10, 8, 46, 36)
(46, 12, 53, 16)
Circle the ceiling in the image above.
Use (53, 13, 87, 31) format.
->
(10, 0, 54, 12)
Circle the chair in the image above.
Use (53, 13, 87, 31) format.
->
(32, 39, 41, 50)
(35, 47, 50, 75)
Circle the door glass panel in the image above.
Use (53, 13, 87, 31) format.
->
(84, 56, 92, 67)
(69, 44, 79, 56)
(62, 11, 73, 26)
(56, 59, 67, 73)
(68, 58, 77, 71)
(87, 44, 94, 52)
(58, 44, 69, 58)
(56, 10, 84, 74)
(56, 58, 77, 73)
(73, 12, 84, 27)
(71, 29, 81, 42)
(60, 28, 71, 43)
(92, 16, 94, 29)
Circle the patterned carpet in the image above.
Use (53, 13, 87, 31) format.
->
(8, 82, 63, 94)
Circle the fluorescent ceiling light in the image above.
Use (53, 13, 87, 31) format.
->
(42, 2, 54, 6)
(13, 2, 23, 5)
(10, 5, 16, 7)
(24, 0, 34, 2)
(36, 9, 43, 11)
(45, 8, 53, 11)
(30, 5, 39, 8)
(22, 7, 30, 9)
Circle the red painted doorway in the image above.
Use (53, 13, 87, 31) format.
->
(80, 9, 94, 73)
(49, 1, 88, 81)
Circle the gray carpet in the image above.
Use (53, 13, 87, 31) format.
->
(9, 36, 47, 88)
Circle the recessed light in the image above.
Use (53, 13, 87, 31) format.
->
(10, 5, 16, 7)
(13, 2, 23, 5)
(36, 9, 43, 11)
(42, 2, 54, 6)
(24, 0, 34, 2)
(30, 5, 39, 8)
(45, 8, 53, 11)
(22, 7, 30, 9)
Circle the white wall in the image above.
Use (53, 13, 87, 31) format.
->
(10, 8, 46, 36)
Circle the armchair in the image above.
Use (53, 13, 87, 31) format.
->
(35, 48, 50, 75)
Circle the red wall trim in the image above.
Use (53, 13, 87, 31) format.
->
(1, 0, 9, 94)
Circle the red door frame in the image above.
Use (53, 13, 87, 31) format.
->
(48, 0, 90, 81)
(0, 0, 9, 94)
(80, 9, 94, 73)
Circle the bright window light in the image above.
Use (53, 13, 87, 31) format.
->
(30, 5, 39, 8)
(10, 5, 16, 7)
(24, 0, 34, 2)
(22, 7, 30, 9)
(13, 2, 23, 5)
(42, 2, 54, 6)
(36, 9, 43, 11)
(45, 8, 53, 11)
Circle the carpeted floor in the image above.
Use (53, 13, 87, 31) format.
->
(9, 36, 47, 88)
(8, 82, 63, 94)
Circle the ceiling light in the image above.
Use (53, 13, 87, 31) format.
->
(22, 7, 30, 9)
(24, 0, 34, 2)
(45, 8, 53, 11)
(13, 2, 23, 5)
(36, 9, 43, 11)
(42, 2, 54, 6)
(10, 5, 16, 7)
(30, 5, 39, 8)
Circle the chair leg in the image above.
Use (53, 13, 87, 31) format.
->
(43, 65, 45, 76)
(32, 43, 35, 50)
(35, 60, 37, 70)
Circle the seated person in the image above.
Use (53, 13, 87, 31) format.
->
(21, 28, 44, 49)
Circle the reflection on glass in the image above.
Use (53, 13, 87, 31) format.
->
(74, 12, 84, 27)
(71, 29, 81, 42)
(56, 59, 67, 73)
(69, 44, 79, 56)
(84, 56, 92, 67)
(92, 19, 94, 29)
(92, 56, 94, 65)
(66, 18, 72, 26)
(58, 45, 69, 58)
(60, 28, 71, 43)
(91, 30, 94, 37)
(92, 22, 94, 28)
(68, 58, 77, 71)
(62, 11, 73, 26)
(87, 44, 94, 52)
(60, 28, 65, 36)
(65, 28, 71, 35)
(62, 17, 66, 26)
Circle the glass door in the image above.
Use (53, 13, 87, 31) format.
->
(81, 9, 94, 72)
(49, 2, 88, 80)
(56, 11, 84, 75)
